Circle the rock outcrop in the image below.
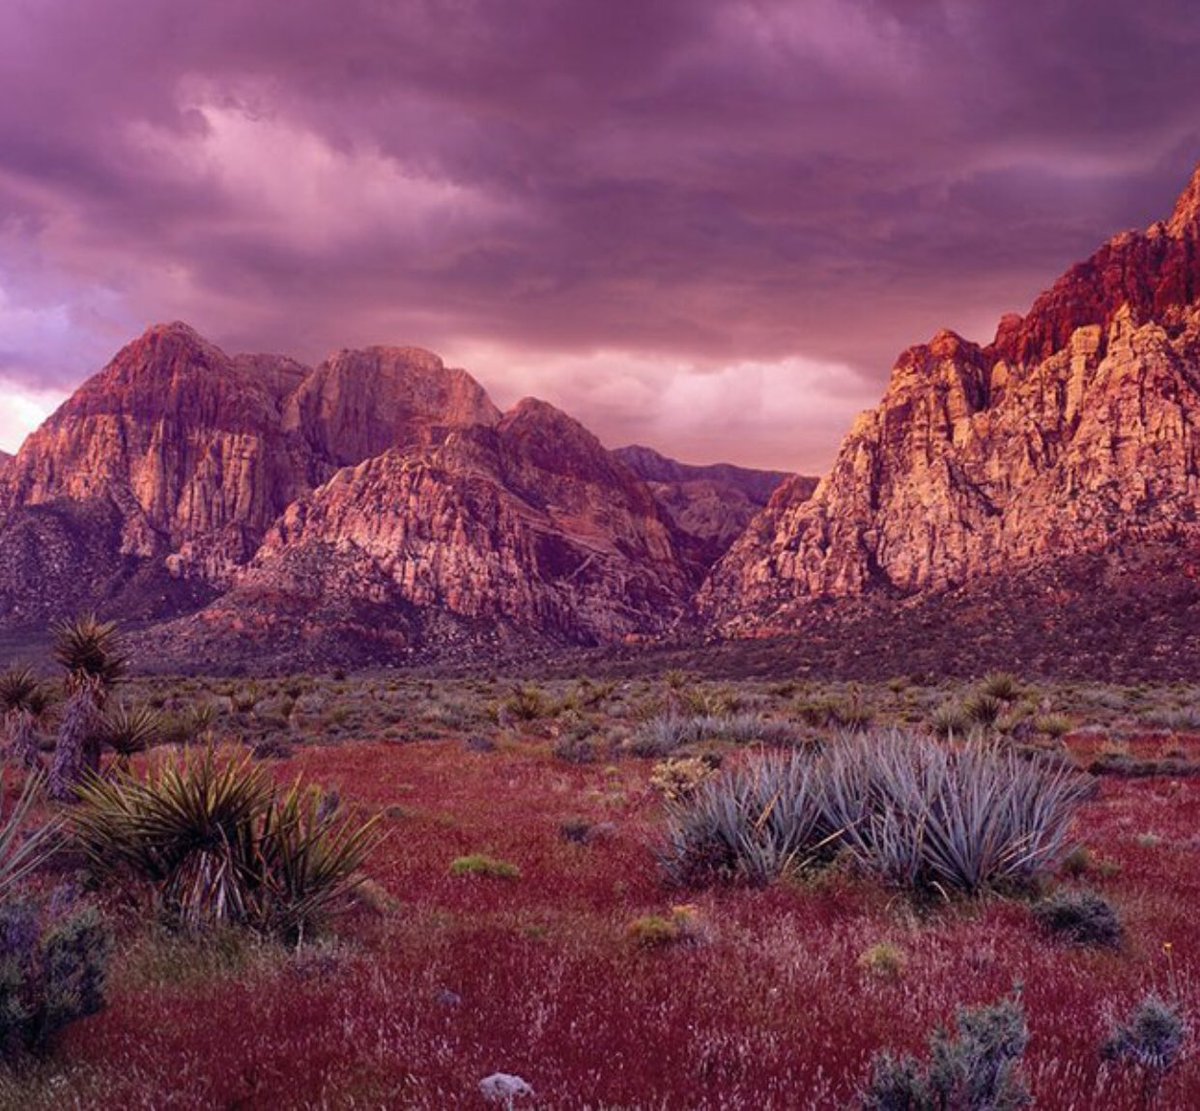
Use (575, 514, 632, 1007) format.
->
(614, 445, 803, 568)
(701, 162, 1200, 631)
(0, 325, 721, 664)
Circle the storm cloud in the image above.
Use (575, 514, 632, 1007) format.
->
(2, 0, 1200, 468)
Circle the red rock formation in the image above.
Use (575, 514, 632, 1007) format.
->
(614, 444, 804, 569)
(0, 325, 699, 658)
(701, 162, 1200, 632)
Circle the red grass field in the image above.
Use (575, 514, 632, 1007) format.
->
(13, 737, 1200, 1109)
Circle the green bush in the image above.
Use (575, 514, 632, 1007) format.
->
(0, 894, 110, 1060)
(862, 995, 1030, 1109)
(72, 747, 380, 941)
(1103, 993, 1186, 1074)
(449, 854, 520, 879)
(1033, 890, 1123, 948)
(659, 731, 1088, 896)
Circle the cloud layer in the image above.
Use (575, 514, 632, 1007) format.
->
(2, 0, 1200, 467)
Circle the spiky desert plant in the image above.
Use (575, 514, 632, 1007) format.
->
(49, 615, 128, 801)
(0, 667, 50, 771)
(72, 748, 275, 929)
(251, 783, 382, 942)
(72, 747, 380, 938)
(658, 750, 836, 887)
(821, 731, 1088, 895)
(51, 614, 128, 690)
(979, 672, 1022, 703)
(0, 667, 48, 718)
(99, 703, 163, 763)
(0, 768, 61, 899)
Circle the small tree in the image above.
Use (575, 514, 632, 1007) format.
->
(48, 616, 128, 801)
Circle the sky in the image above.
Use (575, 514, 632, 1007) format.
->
(2, 1, 1200, 471)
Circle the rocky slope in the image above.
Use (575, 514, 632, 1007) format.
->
(700, 162, 1200, 632)
(1, 325, 785, 663)
(613, 445, 805, 568)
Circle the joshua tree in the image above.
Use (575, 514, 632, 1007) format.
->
(48, 615, 128, 801)
(0, 666, 51, 771)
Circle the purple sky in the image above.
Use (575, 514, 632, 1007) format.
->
(2, 0, 1200, 470)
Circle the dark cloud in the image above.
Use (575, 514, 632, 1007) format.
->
(2, 0, 1200, 468)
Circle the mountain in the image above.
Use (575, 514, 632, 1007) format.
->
(700, 162, 1200, 642)
(0, 325, 786, 666)
(613, 445, 805, 569)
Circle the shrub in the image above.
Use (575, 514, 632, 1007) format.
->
(500, 684, 550, 722)
(0, 893, 110, 1061)
(980, 673, 1021, 702)
(862, 995, 1030, 1110)
(1033, 890, 1123, 948)
(657, 750, 832, 887)
(1033, 714, 1071, 740)
(628, 714, 695, 757)
(626, 905, 705, 948)
(72, 747, 379, 941)
(1103, 993, 1186, 1074)
(858, 942, 908, 981)
(661, 731, 1088, 896)
(823, 732, 1087, 895)
(649, 756, 719, 803)
(630, 713, 797, 757)
(930, 702, 971, 740)
(449, 854, 520, 880)
(963, 693, 1004, 729)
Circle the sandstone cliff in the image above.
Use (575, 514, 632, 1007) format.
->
(0, 325, 702, 661)
(700, 163, 1200, 631)
(614, 444, 804, 568)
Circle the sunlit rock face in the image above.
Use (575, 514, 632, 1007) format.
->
(0, 322, 741, 653)
(700, 163, 1200, 632)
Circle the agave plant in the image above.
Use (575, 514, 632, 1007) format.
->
(72, 746, 380, 939)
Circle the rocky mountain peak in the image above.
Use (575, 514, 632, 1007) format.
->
(699, 161, 1200, 633)
(283, 346, 501, 467)
(1167, 161, 1200, 238)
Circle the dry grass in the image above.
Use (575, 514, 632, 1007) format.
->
(0, 674, 1196, 1106)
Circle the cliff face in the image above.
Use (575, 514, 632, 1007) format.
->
(0, 325, 506, 586)
(187, 401, 690, 655)
(700, 163, 1200, 630)
(0, 325, 714, 660)
(614, 444, 804, 569)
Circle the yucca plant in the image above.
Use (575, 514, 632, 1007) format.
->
(51, 614, 128, 690)
(0, 767, 61, 898)
(72, 747, 380, 939)
(658, 750, 835, 887)
(822, 732, 1089, 896)
(0, 667, 49, 718)
(49, 615, 128, 801)
(99, 703, 163, 762)
(1, 667, 51, 771)
(251, 783, 382, 941)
